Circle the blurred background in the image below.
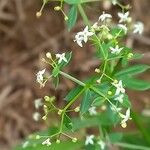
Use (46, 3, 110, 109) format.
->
(0, 0, 150, 150)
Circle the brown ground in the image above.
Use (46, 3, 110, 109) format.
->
(0, 0, 150, 150)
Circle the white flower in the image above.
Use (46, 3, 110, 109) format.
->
(74, 26, 94, 47)
(34, 98, 43, 109)
(99, 11, 112, 22)
(98, 140, 105, 150)
(120, 108, 131, 128)
(88, 106, 97, 116)
(118, 24, 128, 34)
(112, 80, 125, 95)
(42, 138, 51, 146)
(110, 45, 123, 54)
(36, 69, 46, 87)
(114, 94, 124, 103)
(56, 53, 67, 64)
(133, 22, 144, 34)
(22, 141, 29, 148)
(118, 11, 129, 23)
(85, 135, 95, 145)
(33, 112, 41, 121)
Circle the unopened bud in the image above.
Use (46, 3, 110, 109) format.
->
(54, 6, 61, 11)
(96, 79, 101, 84)
(42, 115, 47, 120)
(127, 53, 133, 59)
(108, 91, 112, 95)
(101, 105, 107, 111)
(56, 139, 60, 144)
(121, 122, 127, 128)
(72, 138, 77, 143)
(114, 80, 118, 84)
(35, 135, 41, 139)
(74, 106, 80, 112)
(95, 68, 100, 73)
(58, 109, 63, 115)
(36, 12, 42, 18)
(64, 16, 68, 21)
(46, 52, 52, 59)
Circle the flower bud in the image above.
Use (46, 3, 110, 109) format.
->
(108, 91, 112, 95)
(114, 80, 118, 84)
(42, 115, 47, 120)
(95, 68, 100, 73)
(96, 79, 101, 84)
(36, 12, 42, 18)
(64, 16, 68, 21)
(46, 52, 52, 59)
(121, 122, 127, 128)
(72, 138, 77, 143)
(74, 106, 80, 112)
(54, 6, 61, 11)
(56, 139, 60, 144)
(35, 135, 41, 139)
(127, 53, 133, 59)
(58, 109, 63, 115)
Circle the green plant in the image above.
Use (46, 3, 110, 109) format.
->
(15, 0, 150, 150)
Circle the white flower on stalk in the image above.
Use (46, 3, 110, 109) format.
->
(98, 140, 105, 150)
(133, 21, 144, 34)
(34, 98, 43, 109)
(118, 24, 128, 34)
(85, 135, 95, 145)
(36, 69, 46, 87)
(88, 106, 97, 116)
(22, 141, 29, 148)
(118, 11, 129, 23)
(114, 94, 124, 103)
(120, 108, 131, 128)
(33, 112, 41, 121)
(112, 80, 125, 95)
(42, 138, 51, 146)
(110, 45, 123, 54)
(99, 11, 112, 22)
(56, 53, 67, 64)
(74, 26, 94, 47)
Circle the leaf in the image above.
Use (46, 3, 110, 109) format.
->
(67, 5, 78, 31)
(64, 114, 73, 130)
(52, 66, 60, 77)
(108, 132, 123, 143)
(80, 89, 93, 114)
(92, 97, 106, 107)
(111, 27, 125, 38)
(121, 95, 131, 108)
(116, 64, 150, 77)
(124, 78, 150, 91)
(65, 85, 85, 102)
(64, 0, 99, 4)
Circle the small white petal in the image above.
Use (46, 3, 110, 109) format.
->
(85, 135, 95, 145)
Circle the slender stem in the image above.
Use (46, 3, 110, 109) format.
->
(60, 71, 85, 86)
(115, 142, 150, 150)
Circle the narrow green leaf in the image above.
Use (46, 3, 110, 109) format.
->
(64, 0, 99, 4)
(108, 132, 123, 143)
(80, 89, 92, 114)
(65, 85, 85, 102)
(52, 76, 59, 88)
(67, 5, 77, 31)
(116, 64, 150, 77)
(64, 114, 73, 130)
(92, 97, 106, 107)
(124, 78, 150, 91)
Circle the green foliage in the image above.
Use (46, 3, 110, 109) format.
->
(67, 5, 78, 30)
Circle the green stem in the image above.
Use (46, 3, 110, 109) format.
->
(115, 142, 150, 150)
